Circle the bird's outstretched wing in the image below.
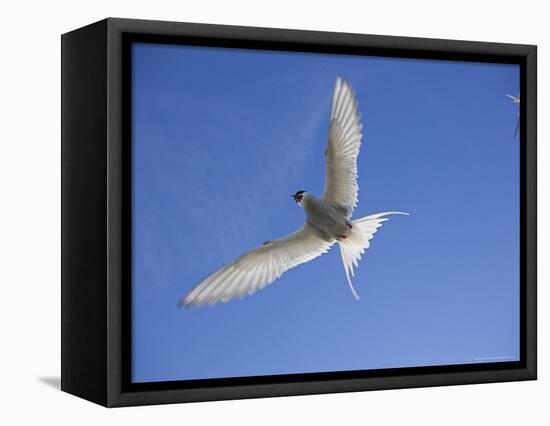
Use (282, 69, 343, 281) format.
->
(322, 76, 363, 218)
(181, 224, 335, 307)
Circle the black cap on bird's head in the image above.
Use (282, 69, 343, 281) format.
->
(292, 190, 306, 204)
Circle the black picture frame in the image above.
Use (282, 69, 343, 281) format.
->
(61, 17, 537, 407)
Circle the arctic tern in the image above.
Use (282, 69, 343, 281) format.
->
(181, 77, 408, 308)
(506, 94, 520, 138)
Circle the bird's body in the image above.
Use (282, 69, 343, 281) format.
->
(301, 193, 351, 242)
(180, 77, 408, 308)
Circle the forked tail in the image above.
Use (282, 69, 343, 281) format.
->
(338, 211, 409, 300)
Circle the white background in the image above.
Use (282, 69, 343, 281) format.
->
(0, 0, 546, 424)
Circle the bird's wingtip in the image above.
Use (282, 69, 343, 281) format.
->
(177, 298, 191, 309)
(335, 74, 350, 85)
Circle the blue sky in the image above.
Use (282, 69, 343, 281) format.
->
(131, 42, 520, 383)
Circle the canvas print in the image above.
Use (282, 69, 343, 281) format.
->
(131, 43, 520, 383)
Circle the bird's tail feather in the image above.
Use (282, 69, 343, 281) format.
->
(338, 211, 409, 300)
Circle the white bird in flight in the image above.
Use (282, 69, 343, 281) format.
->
(181, 77, 408, 308)
(506, 94, 520, 138)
